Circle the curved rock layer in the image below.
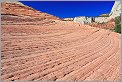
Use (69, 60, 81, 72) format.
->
(1, 24, 121, 81)
(1, 1, 121, 81)
(1, 2, 60, 20)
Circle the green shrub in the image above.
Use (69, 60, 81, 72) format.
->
(114, 16, 121, 33)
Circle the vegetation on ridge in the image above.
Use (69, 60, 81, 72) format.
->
(114, 16, 121, 33)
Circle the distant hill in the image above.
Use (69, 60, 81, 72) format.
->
(1, 1, 60, 20)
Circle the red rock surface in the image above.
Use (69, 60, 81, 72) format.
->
(88, 21, 115, 30)
(1, 2, 121, 81)
(1, 2, 60, 21)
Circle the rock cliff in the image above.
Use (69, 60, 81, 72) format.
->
(73, 1, 121, 24)
(109, 1, 121, 19)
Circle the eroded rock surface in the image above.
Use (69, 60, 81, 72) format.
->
(73, 1, 121, 28)
(109, 1, 121, 19)
(1, 1, 121, 81)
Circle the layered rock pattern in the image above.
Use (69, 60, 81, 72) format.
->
(1, 1, 60, 25)
(1, 1, 121, 81)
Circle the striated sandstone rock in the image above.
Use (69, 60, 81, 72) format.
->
(1, 1, 62, 26)
(1, 1, 120, 81)
(1, 1, 60, 20)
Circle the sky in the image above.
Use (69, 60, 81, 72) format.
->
(19, 1, 115, 18)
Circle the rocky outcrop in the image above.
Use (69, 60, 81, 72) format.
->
(74, 16, 110, 24)
(72, 1, 121, 30)
(109, 1, 121, 19)
(73, 1, 121, 24)
(1, 1, 60, 20)
(1, 1, 62, 26)
(88, 21, 115, 30)
(94, 17, 109, 23)
(74, 16, 92, 24)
